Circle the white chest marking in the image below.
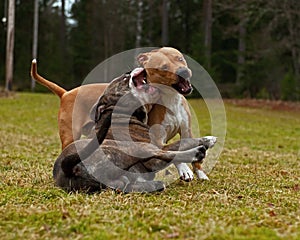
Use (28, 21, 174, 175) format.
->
(160, 92, 189, 142)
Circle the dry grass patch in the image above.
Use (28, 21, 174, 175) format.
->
(0, 93, 299, 239)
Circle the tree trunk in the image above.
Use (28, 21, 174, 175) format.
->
(237, 17, 246, 86)
(284, 1, 300, 80)
(161, 0, 169, 46)
(5, 0, 15, 91)
(203, 0, 212, 69)
(31, 0, 39, 91)
(60, 0, 66, 60)
(135, 0, 143, 48)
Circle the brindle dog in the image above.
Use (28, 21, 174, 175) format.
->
(53, 68, 216, 193)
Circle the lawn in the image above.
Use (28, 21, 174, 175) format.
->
(0, 93, 299, 240)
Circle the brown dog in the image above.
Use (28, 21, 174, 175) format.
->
(31, 47, 209, 180)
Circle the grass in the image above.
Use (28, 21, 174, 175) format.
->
(0, 92, 299, 240)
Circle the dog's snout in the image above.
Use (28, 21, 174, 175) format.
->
(176, 67, 191, 79)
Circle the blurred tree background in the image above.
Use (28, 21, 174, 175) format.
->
(0, 0, 299, 100)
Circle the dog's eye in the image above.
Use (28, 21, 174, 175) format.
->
(177, 57, 184, 62)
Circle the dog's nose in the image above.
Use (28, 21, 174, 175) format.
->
(176, 67, 191, 79)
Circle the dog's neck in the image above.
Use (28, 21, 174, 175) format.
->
(96, 109, 150, 143)
(94, 97, 151, 143)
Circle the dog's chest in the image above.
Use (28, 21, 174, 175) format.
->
(161, 94, 188, 139)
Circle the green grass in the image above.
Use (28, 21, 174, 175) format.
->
(0, 93, 299, 240)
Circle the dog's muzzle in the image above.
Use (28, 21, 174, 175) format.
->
(172, 67, 193, 95)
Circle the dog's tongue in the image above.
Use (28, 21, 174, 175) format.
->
(131, 67, 144, 78)
(131, 68, 146, 89)
(174, 78, 193, 95)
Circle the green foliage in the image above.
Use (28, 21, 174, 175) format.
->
(0, 93, 300, 239)
(281, 71, 299, 101)
(1, 0, 300, 100)
(14, 1, 34, 90)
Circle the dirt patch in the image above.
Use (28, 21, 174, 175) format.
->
(0, 90, 16, 98)
(225, 99, 300, 112)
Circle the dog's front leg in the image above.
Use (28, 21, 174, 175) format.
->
(142, 145, 207, 172)
(164, 136, 217, 180)
(174, 163, 194, 181)
(148, 117, 194, 181)
(175, 103, 198, 181)
(142, 136, 217, 172)
(192, 137, 217, 180)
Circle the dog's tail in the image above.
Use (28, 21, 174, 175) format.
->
(31, 59, 66, 98)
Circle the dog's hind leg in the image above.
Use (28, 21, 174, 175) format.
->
(53, 151, 102, 192)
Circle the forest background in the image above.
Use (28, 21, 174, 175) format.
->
(0, 0, 299, 100)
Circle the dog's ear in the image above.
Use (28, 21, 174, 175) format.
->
(137, 53, 149, 66)
(94, 104, 106, 123)
(90, 102, 104, 123)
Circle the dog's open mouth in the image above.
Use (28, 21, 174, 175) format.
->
(131, 68, 157, 94)
(132, 68, 147, 87)
(172, 76, 193, 95)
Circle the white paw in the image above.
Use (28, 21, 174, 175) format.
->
(195, 169, 209, 180)
(202, 136, 217, 148)
(174, 163, 194, 181)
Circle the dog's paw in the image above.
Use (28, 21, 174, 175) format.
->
(201, 136, 217, 149)
(174, 163, 194, 182)
(195, 169, 209, 180)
